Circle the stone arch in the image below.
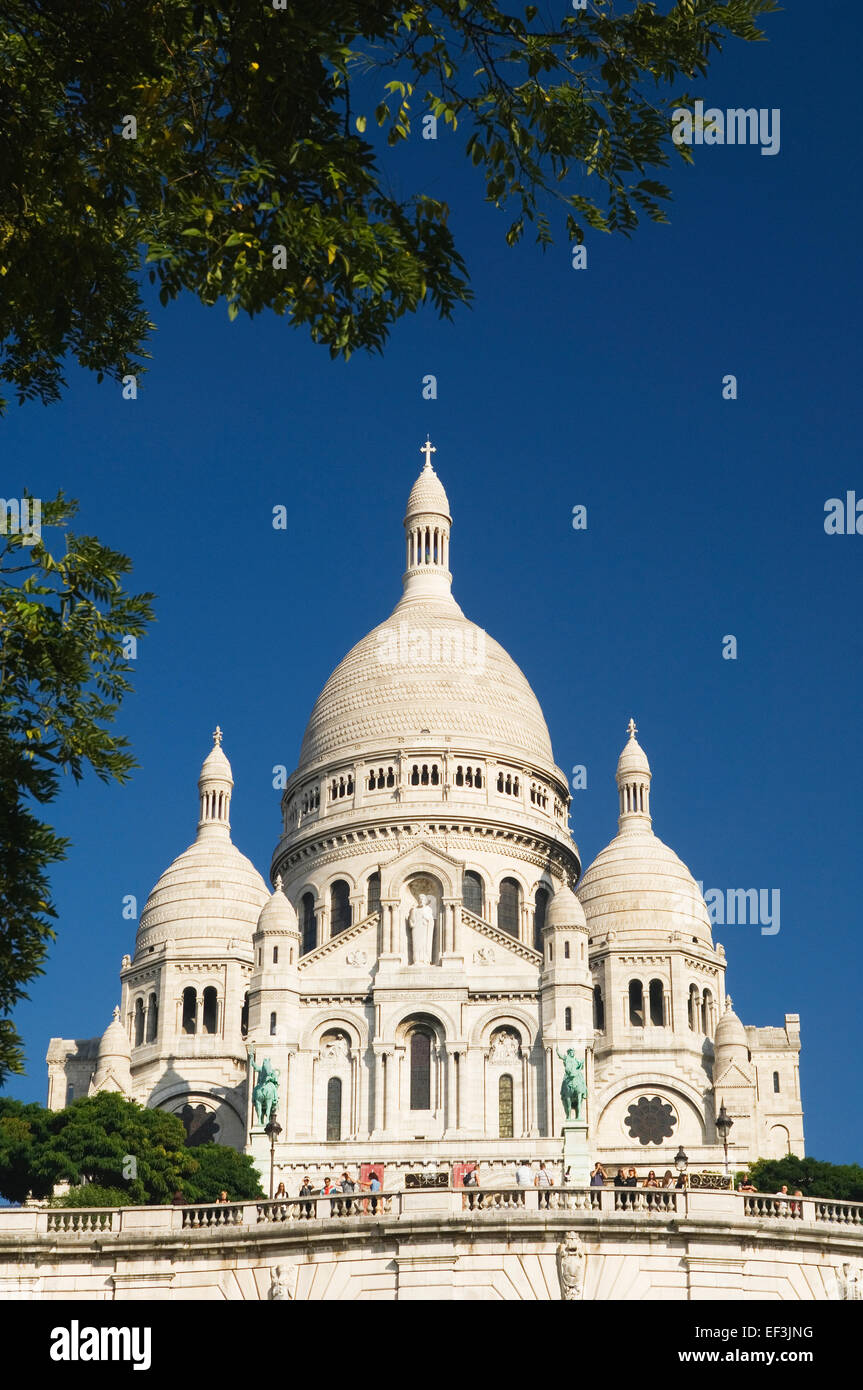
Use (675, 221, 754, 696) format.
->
(301, 1012, 369, 1055)
(471, 1005, 538, 1051)
(378, 843, 461, 900)
(319, 866, 360, 895)
(147, 1084, 247, 1151)
(595, 1074, 707, 1146)
(768, 1123, 791, 1157)
(491, 865, 532, 899)
(289, 880, 319, 910)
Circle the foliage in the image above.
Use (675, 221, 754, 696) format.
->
(0, 1092, 263, 1206)
(0, 1098, 55, 1203)
(181, 1142, 264, 1203)
(748, 1156, 863, 1202)
(52, 1184, 134, 1209)
(0, 0, 779, 408)
(30, 1093, 195, 1205)
(0, 494, 155, 1081)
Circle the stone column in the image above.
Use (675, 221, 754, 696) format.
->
(385, 1049, 400, 1134)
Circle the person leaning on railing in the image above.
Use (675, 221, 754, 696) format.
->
(298, 1176, 314, 1218)
(643, 1170, 659, 1189)
(463, 1165, 481, 1211)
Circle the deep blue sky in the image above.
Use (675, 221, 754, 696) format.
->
(4, 4, 861, 1162)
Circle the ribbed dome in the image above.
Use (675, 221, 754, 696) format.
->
(617, 732, 651, 779)
(137, 837, 269, 947)
(714, 998, 748, 1053)
(547, 883, 587, 929)
(298, 594, 554, 769)
(256, 880, 299, 935)
(406, 459, 451, 519)
(97, 1009, 131, 1061)
(578, 829, 713, 947)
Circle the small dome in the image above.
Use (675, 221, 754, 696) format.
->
(199, 741, 233, 783)
(257, 878, 299, 935)
(578, 830, 713, 947)
(617, 726, 651, 779)
(406, 456, 451, 519)
(547, 883, 587, 929)
(97, 1007, 131, 1061)
(137, 838, 269, 949)
(714, 997, 748, 1054)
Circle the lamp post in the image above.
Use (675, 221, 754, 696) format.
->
(264, 1118, 282, 1199)
(674, 1146, 689, 1188)
(716, 1102, 734, 1179)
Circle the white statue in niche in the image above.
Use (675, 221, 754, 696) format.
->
(835, 1263, 862, 1300)
(319, 1032, 350, 1064)
(489, 1029, 521, 1063)
(407, 894, 436, 965)
(269, 1263, 295, 1301)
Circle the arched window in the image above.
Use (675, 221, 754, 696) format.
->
(564, 941, 570, 959)
(240, 992, 249, 1038)
(181, 987, 197, 1035)
(202, 987, 218, 1035)
(326, 1076, 342, 1141)
(628, 980, 644, 1027)
(593, 986, 605, 1031)
(773, 1071, 780, 1094)
(497, 878, 521, 937)
(649, 979, 665, 1027)
(301, 892, 316, 955)
(330, 880, 352, 936)
(533, 887, 549, 953)
(269, 1011, 277, 1037)
(366, 871, 381, 917)
(133, 997, 145, 1047)
(462, 870, 484, 917)
(409, 1030, 432, 1110)
(702, 988, 713, 1036)
(498, 1074, 514, 1139)
(688, 985, 701, 1031)
(272, 945, 279, 965)
(146, 992, 158, 1043)
(564, 1007, 572, 1031)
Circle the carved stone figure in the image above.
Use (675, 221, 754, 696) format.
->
(556, 1231, 585, 1300)
(473, 946, 496, 965)
(250, 1053, 280, 1126)
(556, 1046, 587, 1121)
(269, 1263, 295, 1301)
(835, 1263, 861, 1300)
(345, 949, 368, 968)
(319, 1032, 350, 1063)
(408, 894, 435, 965)
(489, 1029, 521, 1063)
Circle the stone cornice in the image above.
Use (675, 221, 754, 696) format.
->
(461, 908, 543, 966)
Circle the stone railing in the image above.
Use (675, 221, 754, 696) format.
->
(4, 1189, 863, 1237)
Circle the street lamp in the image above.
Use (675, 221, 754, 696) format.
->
(715, 1102, 734, 1179)
(264, 1118, 282, 1199)
(674, 1146, 689, 1184)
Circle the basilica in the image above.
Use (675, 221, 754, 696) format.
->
(46, 447, 804, 1188)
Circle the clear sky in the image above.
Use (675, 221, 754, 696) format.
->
(3, 3, 861, 1163)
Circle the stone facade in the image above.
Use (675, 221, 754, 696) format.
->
(46, 447, 804, 1192)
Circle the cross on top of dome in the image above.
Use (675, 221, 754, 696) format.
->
(627, 717, 637, 739)
(213, 725, 223, 746)
(420, 438, 436, 468)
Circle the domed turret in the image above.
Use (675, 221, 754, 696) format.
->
(89, 1007, 132, 1096)
(547, 883, 588, 931)
(713, 996, 749, 1065)
(136, 729, 269, 952)
(255, 875, 299, 938)
(578, 721, 712, 948)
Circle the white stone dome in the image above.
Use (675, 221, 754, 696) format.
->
(297, 593, 555, 769)
(547, 883, 587, 929)
(97, 1008, 131, 1062)
(406, 458, 451, 519)
(256, 880, 298, 935)
(578, 829, 713, 947)
(714, 998, 748, 1055)
(137, 837, 269, 948)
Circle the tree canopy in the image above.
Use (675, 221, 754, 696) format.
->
(0, 0, 778, 409)
(747, 1156, 863, 1203)
(0, 496, 154, 1081)
(0, 1093, 264, 1205)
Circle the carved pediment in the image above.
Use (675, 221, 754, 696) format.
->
(461, 908, 542, 968)
(713, 1060, 755, 1090)
(298, 911, 379, 973)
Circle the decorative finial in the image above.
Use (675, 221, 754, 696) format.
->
(725, 995, 733, 1013)
(112, 1005, 121, 1023)
(626, 717, 637, 740)
(420, 438, 436, 468)
(213, 725, 223, 746)
(274, 873, 283, 892)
